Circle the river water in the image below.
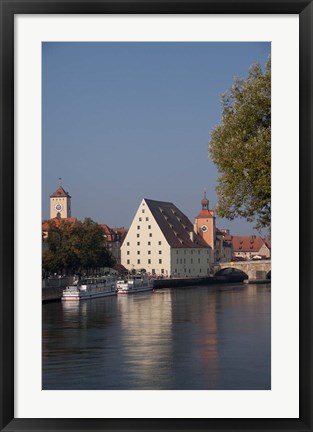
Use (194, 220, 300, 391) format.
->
(42, 283, 271, 390)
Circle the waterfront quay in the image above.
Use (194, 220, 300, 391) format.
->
(42, 273, 253, 303)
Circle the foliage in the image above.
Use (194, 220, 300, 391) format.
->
(208, 57, 271, 229)
(42, 218, 115, 275)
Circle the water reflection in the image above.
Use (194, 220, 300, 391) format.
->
(42, 283, 271, 390)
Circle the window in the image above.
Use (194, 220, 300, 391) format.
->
(142, 209, 145, 213)
(148, 251, 151, 255)
(161, 269, 164, 274)
(159, 251, 162, 255)
(184, 258, 186, 264)
(176, 259, 179, 264)
(198, 250, 200, 254)
(148, 241, 151, 245)
(200, 268, 202, 273)
(146, 217, 149, 221)
(137, 251, 140, 255)
(184, 250, 186, 255)
(139, 217, 142, 221)
(137, 242, 140, 246)
(158, 241, 161, 245)
(191, 250, 193, 255)
(127, 251, 130, 255)
(148, 259, 151, 264)
(148, 225, 151, 229)
(137, 225, 140, 230)
(149, 233, 152, 237)
(180, 259, 182, 264)
(198, 258, 200, 263)
(159, 259, 162, 264)
(127, 242, 130, 246)
(191, 258, 193, 264)
(137, 259, 140, 264)
(137, 234, 140, 238)
(127, 259, 130, 264)
(176, 250, 178, 254)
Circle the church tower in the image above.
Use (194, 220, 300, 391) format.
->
(195, 191, 216, 252)
(50, 179, 71, 219)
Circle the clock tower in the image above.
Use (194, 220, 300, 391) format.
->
(195, 191, 216, 252)
(50, 179, 71, 219)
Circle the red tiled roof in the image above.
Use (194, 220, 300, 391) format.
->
(144, 198, 210, 249)
(100, 224, 114, 241)
(50, 186, 71, 198)
(196, 209, 214, 219)
(100, 225, 128, 243)
(231, 235, 271, 252)
(42, 217, 77, 231)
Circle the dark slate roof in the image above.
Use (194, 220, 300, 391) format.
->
(144, 198, 210, 249)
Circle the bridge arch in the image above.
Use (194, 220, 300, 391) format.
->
(216, 260, 271, 281)
(214, 267, 248, 280)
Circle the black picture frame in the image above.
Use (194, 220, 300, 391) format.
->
(0, 1, 312, 431)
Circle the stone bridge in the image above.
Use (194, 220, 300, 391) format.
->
(215, 260, 271, 282)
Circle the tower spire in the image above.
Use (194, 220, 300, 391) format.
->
(201, 189, 209, 210)
(59, 177, 62, 187)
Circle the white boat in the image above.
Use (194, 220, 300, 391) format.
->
(116, 275, 154, 294)
(62, 276, 117, 301)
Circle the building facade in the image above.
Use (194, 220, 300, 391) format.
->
(50, 182, 71, 219)
(121, 198, 212, 277)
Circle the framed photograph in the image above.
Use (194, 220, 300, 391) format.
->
(0, 1, 311, 431)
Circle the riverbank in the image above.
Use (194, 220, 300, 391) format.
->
(42, 287, 64, 303)
(42, 275, 249, 303)
(153, 275, 245, 289)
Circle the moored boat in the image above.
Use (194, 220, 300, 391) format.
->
(116, 275, 154, 294)
(62, 276, 117, 301)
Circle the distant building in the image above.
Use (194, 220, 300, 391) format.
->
(215, 228, 233, 262)
(121, 198, 212, 277)
(50, 180, 71, 219)
(230, 235, 271, 260)
(100, 224, 128, 264)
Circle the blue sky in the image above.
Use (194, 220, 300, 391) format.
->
(42, 42, 270, 235)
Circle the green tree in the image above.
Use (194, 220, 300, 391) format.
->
(72, 218, 115, 274)
(42, 218, 115, 275)
(208, 57, 271, 230)
(42, 219, 79, 274)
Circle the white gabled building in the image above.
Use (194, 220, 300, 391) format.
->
(121, 198, 212, 277)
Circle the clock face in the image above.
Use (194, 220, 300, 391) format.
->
(201, 225, 208, 232)
(55, 203, 63, 212)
